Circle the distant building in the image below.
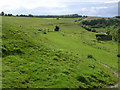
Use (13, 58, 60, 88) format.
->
(96, 34, 112, 40)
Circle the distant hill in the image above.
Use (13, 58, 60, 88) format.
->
(83, 17, 109, 21)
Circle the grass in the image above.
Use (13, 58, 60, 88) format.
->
(2, 16, 118, 88)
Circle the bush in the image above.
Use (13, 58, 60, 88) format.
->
(91, 29, 96, 32)
(2, 46, 23, 57)
(43, 32, 47, 34)
(53, 56, 59, 61)
(74, 20, 77, 22)
(76, 74, 88, 84)
(88, 55, 93, 58)
(56, 17, 59, 20)
(86, 28, 91, 31)
(97, 36, 101, 41)
(117, 54, 120, 57)
(54, 26, 59, 31)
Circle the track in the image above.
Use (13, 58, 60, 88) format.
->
(98, 62, 119, 88)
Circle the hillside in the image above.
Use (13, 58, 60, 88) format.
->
(83, 17, 107, 21)
(2, 16, 118, 88)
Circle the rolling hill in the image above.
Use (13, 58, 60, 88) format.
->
(2, 16, 119, 88)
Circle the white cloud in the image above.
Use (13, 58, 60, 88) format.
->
(0, 0, 68, 10)
(0, 0, 119, 10)
(91, 6, 108, 9)
(104, 0, 119, 3)
(86, 6, 108, 15)
(0, 0, 118, 17)
(81, 8, 88, 11)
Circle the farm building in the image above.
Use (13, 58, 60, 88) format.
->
(96, 34, 112, 40)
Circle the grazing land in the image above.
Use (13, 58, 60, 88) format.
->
(2, 16, 119, 88)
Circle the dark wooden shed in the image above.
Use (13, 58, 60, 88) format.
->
(96, 34, 112, 40)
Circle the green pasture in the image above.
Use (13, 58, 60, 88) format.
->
(2, 16, 118, 88)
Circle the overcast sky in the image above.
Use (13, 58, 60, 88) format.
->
(0, 0, 119, 17)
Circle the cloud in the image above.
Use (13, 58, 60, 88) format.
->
(0, 0, 118, 17)
(81, 8, 88, 11)
(0, 0, 119, 10)
(104, 0, 119, 3)
(0, 0, 68, 10)
(91, 7, 108, 9)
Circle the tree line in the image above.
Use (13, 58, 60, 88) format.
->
(36, 14, 87, 18)
(0, 11, 33, 17)
(0, 11, 87, 18)
(82, 18, 119, 28)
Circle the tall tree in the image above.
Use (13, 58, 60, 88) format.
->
(1, 11, 4, 16)
(28, 14, 33, 17)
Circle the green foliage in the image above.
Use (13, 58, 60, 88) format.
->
(97, 36, 101, 41)
(88, 55, 94, 58)
(117, 54, 120, 57)
(5, 14, 7, 16)
(106, 30, 110, 35)
(43, 32, 47, 34)
(115, 16, 120, 18)
(54, 25, 60, 31)
(28, 14, 33, 17)
(111, 28, 120, 42)
(8, 14, 12, 16)
(81, 25, 91, 31)
(91, 29, 96, 32)
(1, 11, 4, 16)
(56, 17, 59, 20)
(82, 18, 119, 28)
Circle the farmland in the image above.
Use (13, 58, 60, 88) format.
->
(2, 16, 119, 88)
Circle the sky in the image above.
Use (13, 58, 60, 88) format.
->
(0, 0, 119, 17)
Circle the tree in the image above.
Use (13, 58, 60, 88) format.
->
(1, 11, 4, 16)
(5, 14, 8, 16)
(28, 14, 33, 17)
(115, 16, 120, 18)
(8, 14, 12, 16)
(117, 29, 120, 43)
(106, 30, 110, 35)
(54, 26, 60, 31)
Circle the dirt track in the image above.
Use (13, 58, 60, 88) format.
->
(98, 62, 119, 88)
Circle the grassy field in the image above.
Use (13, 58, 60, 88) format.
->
(2, 16, 118, 88)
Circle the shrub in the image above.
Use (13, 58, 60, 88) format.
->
(56, 17, 59, 20)
(88, 55, 93, 58)
(53, 56, 59, 61)
(97, 36, 101, 41)
(117, 54, 120, 57)
(74, 20, 77, 22)
(91, 29, 96, 32)
(43, 32, 47, 34)
(86, 28, 91, 31)
(106, 30, 110, 35)
(2, 46, 23, 57)
(76, 74, 88, 84)
(54, 26, 59, 31)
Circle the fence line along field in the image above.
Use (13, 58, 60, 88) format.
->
(2, 16, 119, 88)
